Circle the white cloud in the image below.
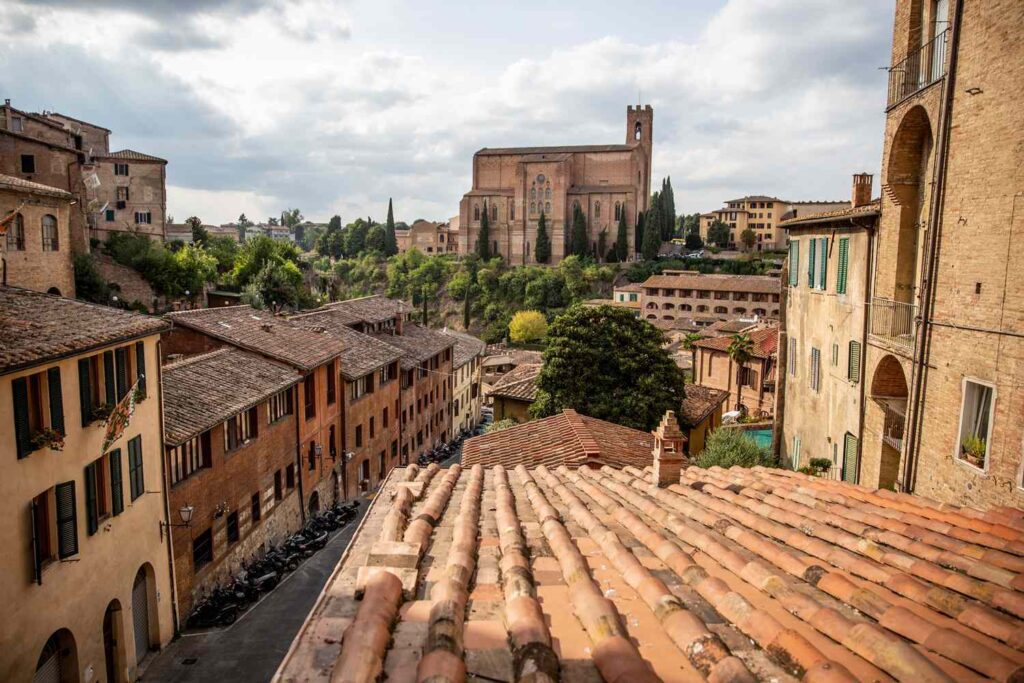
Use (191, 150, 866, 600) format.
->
(167, 186, 281, 225)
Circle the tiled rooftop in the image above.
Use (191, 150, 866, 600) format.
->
(319, 295, 410, 325)
(704, 319, 762, 337)
(642, 272, 781, 294)
(277, 462, 1024, 683)
(476, 144, 634, 156)
(0, 173, 73, 198)
(0, 287, 168, 375)
(461, 409, 655, 470)
(95, 149, 167, 163)
(679, 384, 730, 427)
(370, 324, 455, 370)
(487, 362, 541, 403)
(780, 200, 881, 228)
(695, 327, 779, 359)
(165, 305, 343, 371)
(439, 329, 487, 369)
(162, 348, 298, 446)
(289, 309, 404, 380)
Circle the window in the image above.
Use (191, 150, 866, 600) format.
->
(251, 492, 262, 523)
(105, 209, 115, 222)
(41, 215, 58, 251)
(285, 464, 295, 489)
(836, 238, 850, 294)
(193, 529, 213, 570)
(269, 388, 293, 422)
(957, 379, 994, 470)
(11, 116, 23, 132)
(168, 432, 211, 485)
(134, 211, 152, 225)
(114, 163, 129, 176)
(128, 435, 144, 501)
(274, 470, 283, 501)
(84, 457, 110, 535)
(530, 202, 536, 215)
(6, 213, 24, 250)
(224, 407, 258, 451)
(116, 186, 129, 202)
(807, 239, 815, 287)
(304, 375, 316, 419)
(379, 362, 395, 386)
(491, 204, 497, 222)
(351, 373, 375, 400)
(11, 368, 64, 459)
(595, 201, 601, 218)
(832, 343, 839, 367)
(614, 202, 622, 221)
(307, 442, 316, 471)
(530, 188, 536, 201)
(847, 341, 862, 383)
(473, 205, 480, 221)
(809, 348, 821, 393)
(544, 201, 551, 214)
(383, 406, 389, 429)
(326, 361, 337, 405)
(20, 154, 35, 173)
(355, 424, 363, 448)
(510, 203, 515, 221)
(818, 237, 828, 290)
(842, 433, 859, 483)
(227, 512, 240, 544)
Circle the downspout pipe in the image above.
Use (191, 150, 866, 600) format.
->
(903, 0, 963, 492)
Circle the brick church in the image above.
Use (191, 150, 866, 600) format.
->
(458, 105, 653, 265)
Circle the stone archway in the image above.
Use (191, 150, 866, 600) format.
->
(870, 354, 909, 489)
(885, 105, 933, 304)
(33, 629, 78, 683)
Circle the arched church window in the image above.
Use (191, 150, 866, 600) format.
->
(545, 186, 551, 200)
(614, 202, 621, 221)
(595, 201, 601, 218)
(473, 205, 480, 221)
(491, 204, 497, 222)
(634, 121, 642, 140)
(530, 188, 536, 201)
(544, 201, 551, 213)
(530, 202, 536, 215)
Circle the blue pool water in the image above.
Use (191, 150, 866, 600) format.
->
(748, 429, 772, 450)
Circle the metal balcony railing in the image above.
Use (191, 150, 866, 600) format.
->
(870, 297, 918, 350)
(887, 29, 949, 108)
(880, 399, 907, 451)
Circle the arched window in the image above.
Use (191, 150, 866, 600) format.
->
(509, 203, 514, 221)
(473, 205, 480, 221)
(714, 306, 728, 314)
(614, 202, 621, 221)
(545, 186, 551, 200)
(491, 204, 497, 222)
(41, 214, 58, 251)
(696, 305, 708, 313)
(733, 307, 747, 315)
(662, 315, 674, 321)
(681, 304, 692, 312)
(530, 188, 536, 201)
(7, 213, 24, 250)
(595, 201, 601, 218)
(646, 314, 657, 320)
(634, 121, 642, 140)
(530, 202, 536, 215)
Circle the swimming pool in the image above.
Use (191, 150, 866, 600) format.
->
(747, 428, 772, 450)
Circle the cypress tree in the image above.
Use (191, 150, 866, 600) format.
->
(663, 176, 676, 239)
(597, 229, 608, 262)
(476, 202, 491, 260)
(615, 210, 629, 262)
(384, 198, 398, 256)
(535, 211, 551, 263)
(635, 211, 645, 254)
(642, 198, 662, 261)
(570, 206, 589, 256)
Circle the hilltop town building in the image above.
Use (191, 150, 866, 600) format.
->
(0, 174, 75, 297)
(440, 328, 486, 433)
(639, 271, 782, 321)
(700, 196, 849, 251)
(395, 220, 458, 255)
(693, 325, 779, 417)
(459, 105, 653, 265)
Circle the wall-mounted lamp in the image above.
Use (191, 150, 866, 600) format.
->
(159, 504, 194, 540)
(214, 501, 229, 518)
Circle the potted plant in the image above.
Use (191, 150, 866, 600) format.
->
(960, 434, 986, 468)
(90, 403, 114, 422)
(809, 458, 833, 477)
(30, 427, 65, 452)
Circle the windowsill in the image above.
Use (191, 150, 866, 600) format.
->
(955, 454, 988, 475)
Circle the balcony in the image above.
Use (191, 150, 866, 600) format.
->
(880, 399, 907, 452)
(870, 297, 918, 351)
(887, 29, 949, 108)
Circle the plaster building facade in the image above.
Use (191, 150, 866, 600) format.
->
(161, 348, 303, 618)
(459, 105, 653, 265)
(859, 0, 1024, 510)
(639, 271, 782, 321)
(440, 328, 486, 433)
(1, 174, 76, 297)
(700, 197, 850, 251)
(780, 175, 880, 481)
(0, 288, 174, 683)
(488, 362, 541, 424)
(395, 220, 458, 255)
(693, 325, 778, 417)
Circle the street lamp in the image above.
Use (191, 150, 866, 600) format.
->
(160, 504, 195, 540)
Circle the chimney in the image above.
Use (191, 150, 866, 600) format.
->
(852, 173, 873, 208)
(261, 323, 274, 332)
(651, 410, 687, 488)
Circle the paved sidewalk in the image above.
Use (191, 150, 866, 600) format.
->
(142, 504, 367, 683)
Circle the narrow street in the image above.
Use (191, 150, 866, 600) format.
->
(141, 502, 369, 683)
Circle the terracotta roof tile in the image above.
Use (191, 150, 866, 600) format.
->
(96, 149, 167, 163)
(0, 173, 73, 199)
(679, 384, 729, 427)
(289, 309, 403, 380)
(476, 143, 634, 156)
(369, 324, 454, 370)
(780, 200, 881, 228)
(438, 329, 486, 369)
(318, 295, 409, 325)
(487, 362, 541, 402)
(0, 287, 168, 375)
(162, 348, 298, 446)
(641, 272, 781, 294)
(695, 326, 779, 359)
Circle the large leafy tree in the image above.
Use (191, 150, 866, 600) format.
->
(232, 234, 301, 289)
(476, 202, 491, 260)
(740, 228, 757, 252)
(384, 198, 399, 256)
(534, 211, 551, 263)
(344, 218, 371, 256)
(366, 224, 387, 253)
(569, 205, 589, 256)
(642, 196, 662, 260)
(726, 332, 755, 411)
(185, 216, 208, 245)
(707, 220, 731, 249)
(316, 215, 345, 259)
(615, 210, 629, 262)
(508, 310, 548, 343)
(532, 305, 685, 430)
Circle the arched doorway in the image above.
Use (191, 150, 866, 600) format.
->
(886, 106, 933, 305)
(33, 629, 77, 683)
(103, 600, 126, 683)
(308, 491, 320, 515)
(131, 567, 153, 669)
(47, 287, 62, 297)
(870, 355, 909, 490)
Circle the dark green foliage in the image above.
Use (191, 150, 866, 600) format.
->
(534, 211, 551, 263)
(740, 228, 757, 251)
(366, 225, 387, 253)
(344, 218, 371, 257)
(207, 236, 239, 273)
(642, 197, 662, 261)
(625, 255, 778, 283)
(597, 229, 608, 262)
(384, 198, 398, 256)
(186, 216, 208, 245)
(316, 215, 345, 258)
(231, 234, 301, 288)
(707, 220, 731, 249)
(477, 202, 491, 260)
(569, 206, 589, 256)
(634, 211, 645, 254)
(685, 232, 703, 250)
(694, 428, 774, 468)
(104, 233, 216, 298)
(616, 211, 629, 262)
(660, 177, 676, 240)
(73, 253, 111, 304)
(531, 306, 686, 431)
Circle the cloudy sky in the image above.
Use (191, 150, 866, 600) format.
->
(1, 0, 895, 225)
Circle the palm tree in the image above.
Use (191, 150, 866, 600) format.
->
(726, 333, 755, 412)
(681, 332, 704, 380)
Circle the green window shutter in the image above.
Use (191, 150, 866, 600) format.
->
(807, 239, 816, 287)
(848, 341, 862, 383)
(788, 241, 799, 286)
(135, 342, 147, 400)
(85, 462, 98, 535)
(110, 449, 124, 516)
(818, 237, 828, 290)
(78, 358, 93, 427)
(47, 367, 65, 437)
(12, 377, 32, 459)
(55, 481, 79, 558)
(129, 436, 144, 501)
(842, 433, 859, 483)
(103, 351, 116, 405)
(115, 347, 129, 400)
(810, 348, 821, 392)
(837, 238, 849, 294)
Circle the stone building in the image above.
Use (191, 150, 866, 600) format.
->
(88, 150, 168, 243)
(700, 196, 850, 251)
(1, 174, 76, 297)
(858, 0, 1024, 509)
(693, 325, 778, 417)
(440, 328, 486, 433)
(458, 105, 653, 265)
(0, 287, 174, 682)
(780, 174, 880, 480)
(639, 271, 782, 321)
(395, 220, 458, 255)
(161, 348, 303, 617)
(488, 362, 541, 423)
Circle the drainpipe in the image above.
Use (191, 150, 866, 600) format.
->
(294, 382, 306, 524)
(902, 0, 962, 492)
(771, 257, 789, 463)
(856, 219, 876, 485)
(155, 338, 182, 635)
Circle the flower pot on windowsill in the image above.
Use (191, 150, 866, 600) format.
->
(30, 428, 65, 452)
(90, 403, 114, 423)
(960, 435, 986, 469)
(960, 448, 985, 469)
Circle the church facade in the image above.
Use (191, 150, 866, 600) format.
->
(458, 105, 653, 265)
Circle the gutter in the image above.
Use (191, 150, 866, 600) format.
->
(156, 338, 182, 635)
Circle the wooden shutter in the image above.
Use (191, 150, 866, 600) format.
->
(248, 406, 259, 439)
(56, 481, 78, 558)
(115, 347, 129, 400)
(788, 338, 797, 376)
(12, 376, 32, 459)
(810, 348, 820, 392)
(129, 436, 144, 501)
(837, 238, 849, 294)
(47, 367, 65, 436)
(104, 350, 116, 405)
(78, 358, 93, 427)
(842, 433, 860, 483)
(135, 342, 147, 400)
(848, 341, 862, 384)
(789, 241, 799, 286)
(818, 237, 828, 290)
(85, 462, 99, 535)
(807, 239, 816, 287)
(110, 449, 124, 516)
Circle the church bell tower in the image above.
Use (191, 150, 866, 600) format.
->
(627, 104, 654, 210)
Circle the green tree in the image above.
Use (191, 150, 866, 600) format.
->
(384, 198, 399, 256)
(280, 208, 303, 229)
(508, 310, 548, 344)
(707, 220, 731, 249)
(249, 260, 303, 312)
(694, 427, 773, 469)
(642, 198, 662, 261)
(186, 216, 208, 245)
(615, 211, 629, 262)
(73, 253, 111, 304)
(172, 244, 218, 301)
(344, 218, 371, 256)
(231, 234, 301, 289)
(316, 215, 345, 259)
(681, 332, 704, 379)
(531, 305, 685, 430)
(740, 228, 757, 252)
(206, 236, 239, 273)
(661, 177, 676, 240)
(534, 211, 551, 264)
(597, 229, 608, 262)
(569, 205, 589, 256)
(476, 202, 491, 260)
(634, 210, 645, 254)
(726, 332, 755, 411)
(366, 224, 387, 253)
(237, 213, 253, 242)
